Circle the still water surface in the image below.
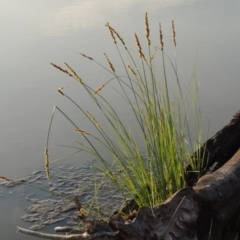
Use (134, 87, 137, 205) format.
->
(0, 0, 240, 239)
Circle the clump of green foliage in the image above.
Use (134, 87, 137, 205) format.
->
(46, 13, 205, 208)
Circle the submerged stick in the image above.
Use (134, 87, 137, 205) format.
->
(55, 226, 83, 234)
(17, 226, 118, 240)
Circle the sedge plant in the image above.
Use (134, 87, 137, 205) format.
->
(46, 13, 206, 208)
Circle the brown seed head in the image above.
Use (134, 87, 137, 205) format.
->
(86, 111, 102, 130)
(0, 176, 12, 182)
(128, 65, 137, 76)
(150, 48, 157, 61)
(57, 89, 64, 96)
(105, 23, 128, 50)
(80, 53, 93, 60)
(57, 86, 68, 96)
(105, 22, 116, 44)
(44, 147, 50, 179)
(94, 84, 105, 94)
(75, 129, 89, 135)
(134, 33, 147, 61)
(172, 20, 176, 47)
(111, 28, 127, 50)
(50, 63, 73, 77)
(145, 12, 151, 46)
(64, 63, 83, 83)
(103, 53, 115, 73)
(114, 32, 127, 49)
(159, 23, 164, 51)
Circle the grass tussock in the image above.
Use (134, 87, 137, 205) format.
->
(46, 13, 206, 208)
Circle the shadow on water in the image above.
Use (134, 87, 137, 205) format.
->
(0, 161, 123, 239)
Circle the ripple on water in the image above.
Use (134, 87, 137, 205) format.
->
(0, 162, 124, 231)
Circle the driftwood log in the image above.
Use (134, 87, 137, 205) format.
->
(18, 110, 240, 240)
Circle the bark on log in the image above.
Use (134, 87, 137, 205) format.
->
(193, 148, 240, 239)
(186, 110, 240, 186)
(18, 110, 240, 240)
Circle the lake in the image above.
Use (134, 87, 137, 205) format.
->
(0, 0, 240, 239)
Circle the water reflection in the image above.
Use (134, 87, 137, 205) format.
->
(0, 0, 240, 238)
(43, 0, 197, 34)
(0, 163, 123, 234)
(0, 0, 239, 180)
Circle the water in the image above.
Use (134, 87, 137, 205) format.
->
(0, 0, 240, 239)
(0, 163, 123, 240)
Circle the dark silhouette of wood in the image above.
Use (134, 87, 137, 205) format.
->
(186, 110, 240, 186)
(18, 110, 240, 240)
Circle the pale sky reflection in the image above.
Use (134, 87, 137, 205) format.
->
(43, 0, 197, 35)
